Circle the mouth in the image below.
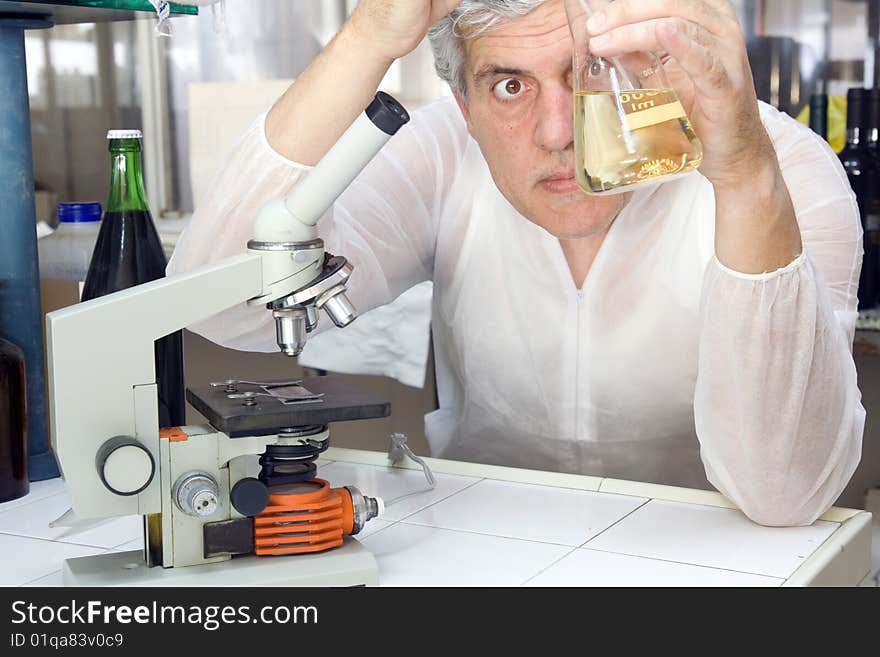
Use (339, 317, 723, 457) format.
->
(539, 171, 581, 194)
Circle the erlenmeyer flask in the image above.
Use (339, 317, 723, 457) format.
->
(565, 0, 703, 195)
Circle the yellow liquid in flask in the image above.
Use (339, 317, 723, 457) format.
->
(574, 89, 703, 195)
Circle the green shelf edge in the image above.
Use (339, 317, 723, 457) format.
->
(12, 0, 197, 16)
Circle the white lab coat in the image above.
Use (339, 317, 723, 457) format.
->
(168, 96, 865, 526)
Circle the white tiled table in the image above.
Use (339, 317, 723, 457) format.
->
(0, 447, 872, 587)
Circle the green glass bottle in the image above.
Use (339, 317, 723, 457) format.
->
(82, 130, 185, 427)
(808, 93, 828, 140)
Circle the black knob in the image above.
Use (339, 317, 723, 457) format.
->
(230, 477, 270, 516)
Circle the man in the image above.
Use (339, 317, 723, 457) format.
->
(168, 0, 864, 526)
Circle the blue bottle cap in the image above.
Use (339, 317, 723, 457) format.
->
(57, 202, 102, 223)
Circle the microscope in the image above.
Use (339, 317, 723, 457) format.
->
(45, 93, 410, 586)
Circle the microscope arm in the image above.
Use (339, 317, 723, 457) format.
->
(47, 254, 264, 520)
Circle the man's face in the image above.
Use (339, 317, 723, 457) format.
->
(454, 0, 628, 239)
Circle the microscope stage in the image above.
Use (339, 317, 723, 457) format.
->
(186, 375, 391, 437)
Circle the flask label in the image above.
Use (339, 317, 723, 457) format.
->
(617, 91, 687, 132)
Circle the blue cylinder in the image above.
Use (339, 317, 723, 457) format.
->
(0, 20, 60, 481)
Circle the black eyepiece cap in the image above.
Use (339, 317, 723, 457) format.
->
(366, 92, 410, 136)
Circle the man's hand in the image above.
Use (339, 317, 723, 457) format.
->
(349, 0, 463, 62)
(585, 0, 770, 191)
(586, 0, 801, 274)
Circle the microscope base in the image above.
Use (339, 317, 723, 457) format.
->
(62, 537, 378, 587)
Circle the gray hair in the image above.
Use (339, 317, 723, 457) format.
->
(428, 0, 547, 98)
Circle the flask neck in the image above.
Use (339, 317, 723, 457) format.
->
(106, 139, 150, 213)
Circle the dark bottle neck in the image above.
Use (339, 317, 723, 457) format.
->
(869, 90, 880, 149)
(809, 94, 828, 137)
(106, 139, 150, 213)
(845, 90, 869, 149)
(846, 127, 863, 147)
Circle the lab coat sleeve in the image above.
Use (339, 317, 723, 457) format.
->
(694, 106, 865, 527)
(167, 97, 466, 352)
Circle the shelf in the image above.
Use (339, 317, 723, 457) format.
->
(0, 0, 197, 25)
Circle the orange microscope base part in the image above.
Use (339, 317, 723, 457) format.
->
(253, 479, 355, 556)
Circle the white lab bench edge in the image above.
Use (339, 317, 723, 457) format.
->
(322, 446, 874, 587)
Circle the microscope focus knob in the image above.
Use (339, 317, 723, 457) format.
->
(230, 477, 270, 516)
(96, 436, 155, 496)
(174, 472, 220, 517)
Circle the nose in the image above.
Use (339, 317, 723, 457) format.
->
(534, 81, 573, 153)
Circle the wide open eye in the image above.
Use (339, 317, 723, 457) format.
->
(493, 78, 526, 100)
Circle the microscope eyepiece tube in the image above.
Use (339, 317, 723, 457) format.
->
(282, 93, 411, 228)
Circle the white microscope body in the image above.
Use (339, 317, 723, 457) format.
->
(45, 93, 410, 586)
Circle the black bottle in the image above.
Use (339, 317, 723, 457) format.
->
(82, 130, 186, 427)
(0, 336, 28, 502)
(839, 89, 879, 310)
(864, 88, 880, 310)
